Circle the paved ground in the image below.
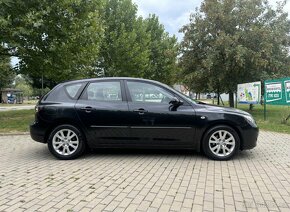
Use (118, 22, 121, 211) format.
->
(0, 105, 35, 111)
(0, 131, 289, 212)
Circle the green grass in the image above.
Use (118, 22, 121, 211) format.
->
(0, 109, 35, 133)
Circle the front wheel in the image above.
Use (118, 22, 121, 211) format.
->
(202, 125, 240, 160)
(48, 125, 86, 160)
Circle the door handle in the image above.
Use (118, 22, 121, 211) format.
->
(133, 108, 148, 115)
(80, 106, 93, 113)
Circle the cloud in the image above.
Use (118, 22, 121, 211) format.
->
(133, 0, 290, 41)
(132, 0, 202, 40)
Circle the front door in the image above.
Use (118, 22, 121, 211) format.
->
(75, 80, 130, 147)
(125, 80, 196, 147)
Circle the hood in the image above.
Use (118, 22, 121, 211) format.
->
(198, 102, 250, 116)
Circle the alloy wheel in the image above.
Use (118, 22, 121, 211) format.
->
(52, 129, 79, 156)
(208, 130, 236, 157)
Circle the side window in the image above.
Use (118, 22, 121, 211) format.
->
(127, 81, 174, 104)
(82, 81, 122, 102)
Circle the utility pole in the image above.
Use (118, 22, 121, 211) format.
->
(41, 72, 44, 97)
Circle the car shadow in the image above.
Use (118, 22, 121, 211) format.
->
(30, 145, 256, 161)
(84, 148, 256, 160)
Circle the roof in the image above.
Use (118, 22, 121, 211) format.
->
(60, 77, 166, 87)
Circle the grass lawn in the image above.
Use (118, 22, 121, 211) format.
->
(0, 109, 35, 133)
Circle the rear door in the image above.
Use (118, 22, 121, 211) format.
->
(75, 80, 130, 147)
(124, 80, 196, 147)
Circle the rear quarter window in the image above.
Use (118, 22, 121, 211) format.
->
(65, 83, 83, 98)
(44, 82, 84, 102)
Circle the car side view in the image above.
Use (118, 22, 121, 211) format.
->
(30, 77, 258, 160)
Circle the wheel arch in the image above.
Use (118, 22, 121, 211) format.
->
(44, 118, 87, 144)
(199, 121, 243, 152)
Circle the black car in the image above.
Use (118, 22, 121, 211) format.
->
(30, 77, 258, 160)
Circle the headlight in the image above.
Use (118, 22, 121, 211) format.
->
(243, 115, 256, 126)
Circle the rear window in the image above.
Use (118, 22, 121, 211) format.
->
(44, 82, 84, 102)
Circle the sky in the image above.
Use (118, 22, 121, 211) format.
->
(132, 0, 290, 41)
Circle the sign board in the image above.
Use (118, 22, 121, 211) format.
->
(237, 81, 261, 104)
(265, 77, 290, 105)
(285, 80, 290, 103)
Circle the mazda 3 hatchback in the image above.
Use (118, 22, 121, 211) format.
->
(30, 77, 258, 160)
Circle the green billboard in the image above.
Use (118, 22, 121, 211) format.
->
(265, 77, 290, 105)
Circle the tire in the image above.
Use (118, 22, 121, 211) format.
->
(47, 124, 86, 160)
(202, 125, 240, 160)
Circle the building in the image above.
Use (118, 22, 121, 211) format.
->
(0, 88, 24, 104)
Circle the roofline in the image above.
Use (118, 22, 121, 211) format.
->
(60, 77, 162, 85)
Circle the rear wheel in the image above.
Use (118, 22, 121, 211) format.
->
(48, 125, 86, 160)
(202, 125, 240, 160)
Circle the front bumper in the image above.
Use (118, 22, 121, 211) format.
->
(30, 122, 47, 143)
(240, 126, 259, 150)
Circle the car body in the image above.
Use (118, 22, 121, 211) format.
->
(30, 77, 258, 160)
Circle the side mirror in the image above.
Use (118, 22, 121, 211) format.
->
(169, 97, 183, 107)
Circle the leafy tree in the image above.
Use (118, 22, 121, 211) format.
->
(0, 57, 14, 89)
(179, 0, 290, 106)
(144, 14, 179, 85)
(99, 0, 150, 77)
(0, 0, 104, 88)
(99, 0, 178, 84)
(14, 75, 33, 98)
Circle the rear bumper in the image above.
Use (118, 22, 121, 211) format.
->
(30, 122, 47, 143)
(240, 126, 259, 150)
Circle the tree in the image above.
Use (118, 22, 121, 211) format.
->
(179, 0, 290, 107)
(98, 0, 150, 77)
(14, 75, 33, 98)
(98, 0, 178, 84)
(0, 56, 14, 89)
(0, 0, 104, 88)
(144, 14, 179, 85)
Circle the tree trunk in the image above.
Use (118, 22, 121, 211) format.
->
(229, 92, 234, 107)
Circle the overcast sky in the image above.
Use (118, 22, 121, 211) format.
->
(132, 0, 290, 41)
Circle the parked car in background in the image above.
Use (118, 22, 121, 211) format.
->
(7, 94, 16, 104)
(30, 77, 258, 160)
